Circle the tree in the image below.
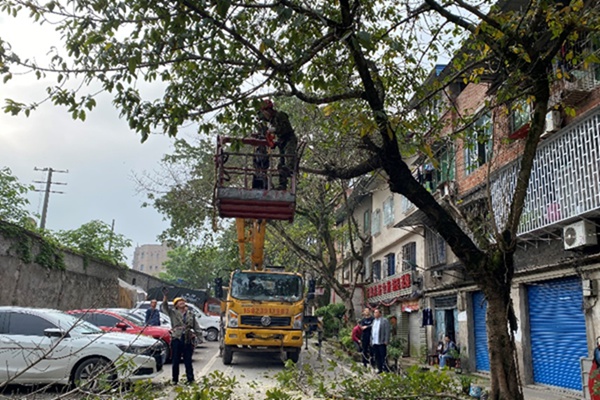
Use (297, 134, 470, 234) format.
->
(0, 167, 33, 225)
(159, 240, 237, 289)
(2, 1, 599, 398)
(54, 220, 132, 265)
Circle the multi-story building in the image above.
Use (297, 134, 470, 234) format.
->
(337, 38, 600, 395)
(131, 243, 171, 276)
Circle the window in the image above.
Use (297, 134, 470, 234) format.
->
(426, 228, 447, 267)
(7, 313, 55, 336)
(385, 253, 395, 277)
(140, 264, 144, 271)
(93, 314, 121, 328)
(465, 113, 493, 175)
(401, 195, 414, 213)
(383, 196, 394, 226)
(371, 209, 381, 236)
(418, 146, 455, 192)
(364, 257, 372, 282)
(510, 99, 530, 133)
(372, 260, 382, 281)
(402, 242, 417, 271)
(363, 210, 371, 234)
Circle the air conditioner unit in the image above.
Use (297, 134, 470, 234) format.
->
(542, 110, 561, 138)
(563, 220, 598, 250)
(431, 270, 443, 279)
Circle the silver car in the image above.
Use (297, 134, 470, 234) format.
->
(0, 307, 164, 390)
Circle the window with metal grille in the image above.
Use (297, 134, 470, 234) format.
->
(385, 253, 395, 277)
(373, 260, 382, 281)
(425, 228, 447, 267)
(402, 242, 417, 271)
(465, 113, 493, 175)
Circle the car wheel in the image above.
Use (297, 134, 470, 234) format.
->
(287, 350, 300, 363)
(72, 357, 116, 392)
(222, 346, 233, 365)
(206, 328, 219, 342)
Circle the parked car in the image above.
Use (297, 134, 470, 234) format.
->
(136, 301, 220, 342)
(67, 309, 173, 363)
(0, 307, 164, 390)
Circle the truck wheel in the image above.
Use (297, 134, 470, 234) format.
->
(206, 328, 219, 342)
(223, 346, 233, 365)
(287, 350, 300, 363)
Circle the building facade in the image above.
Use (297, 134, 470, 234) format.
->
(131, 243, 171, 276)
(337, 41, 600, 395)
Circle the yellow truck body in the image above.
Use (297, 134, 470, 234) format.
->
(222, 269, 305, 364)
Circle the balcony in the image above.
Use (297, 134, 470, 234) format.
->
(491, 108, 600, 237)
(559, 66, 600, 106)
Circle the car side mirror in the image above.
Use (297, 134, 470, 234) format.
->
(115, 322, 128, 331)
(44, 328, 68, 338)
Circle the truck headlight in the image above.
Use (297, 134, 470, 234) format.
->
(228, 310, 238, 328)
(292, 313, 303, 330)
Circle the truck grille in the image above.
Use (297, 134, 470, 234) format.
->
(240, 316, 291, 327)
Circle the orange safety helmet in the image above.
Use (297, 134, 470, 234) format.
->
(173, 297, 185, 306)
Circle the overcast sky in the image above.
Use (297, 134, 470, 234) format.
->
(0, 13, 189, 263)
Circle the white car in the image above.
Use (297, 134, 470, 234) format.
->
(136, 301, 220, 342)
(0, 307, 164, 389)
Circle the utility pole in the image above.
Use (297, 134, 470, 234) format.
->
(33, 167, 68, 230)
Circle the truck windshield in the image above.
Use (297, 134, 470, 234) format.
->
(230, 271, 303, 302)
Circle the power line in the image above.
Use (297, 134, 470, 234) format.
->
(33, 167, 68, 230)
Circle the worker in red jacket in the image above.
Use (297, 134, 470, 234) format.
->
(351, 320, 363, 353)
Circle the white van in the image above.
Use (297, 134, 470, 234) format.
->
(135, 301, 220, 342)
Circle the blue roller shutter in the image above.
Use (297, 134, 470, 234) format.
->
(528, 277, 587, 390)
(472, 291, 490, 372)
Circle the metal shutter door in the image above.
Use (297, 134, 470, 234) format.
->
(408, 312, 422, 357)
(528, 277, 587, 390)
(473, 291, 490, 372)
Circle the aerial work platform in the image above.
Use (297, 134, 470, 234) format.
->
(214, 136, 297, 222)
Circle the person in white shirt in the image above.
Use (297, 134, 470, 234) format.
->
(370, 309, 391, 373)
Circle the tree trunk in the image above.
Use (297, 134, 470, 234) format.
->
(484, 258, 523, 400)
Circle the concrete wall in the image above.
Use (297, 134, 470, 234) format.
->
(0, 222, 172, 311)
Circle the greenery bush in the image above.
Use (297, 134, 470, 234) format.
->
(314, 303, 345, 338)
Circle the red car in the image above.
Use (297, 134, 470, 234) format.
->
(67, 309, 173, 363)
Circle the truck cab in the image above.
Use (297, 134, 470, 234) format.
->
(222, 269, 305, 364)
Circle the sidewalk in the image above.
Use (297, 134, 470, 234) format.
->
(522, 384, 581, 400)
(312, 340, 585, 400)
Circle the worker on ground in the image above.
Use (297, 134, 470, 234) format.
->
(259, 99, 298, 190)
(161, 288, 201, 385)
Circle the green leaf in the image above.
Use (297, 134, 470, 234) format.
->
(215, 0, 230, 18)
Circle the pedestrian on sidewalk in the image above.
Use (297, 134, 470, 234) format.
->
(371, 309, 390, 373)
(359, 308, 374, 367)
(161, 288, 201, 385)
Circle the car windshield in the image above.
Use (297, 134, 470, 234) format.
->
(230, 271, 303, 302)
(48, 311, 104, 335)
